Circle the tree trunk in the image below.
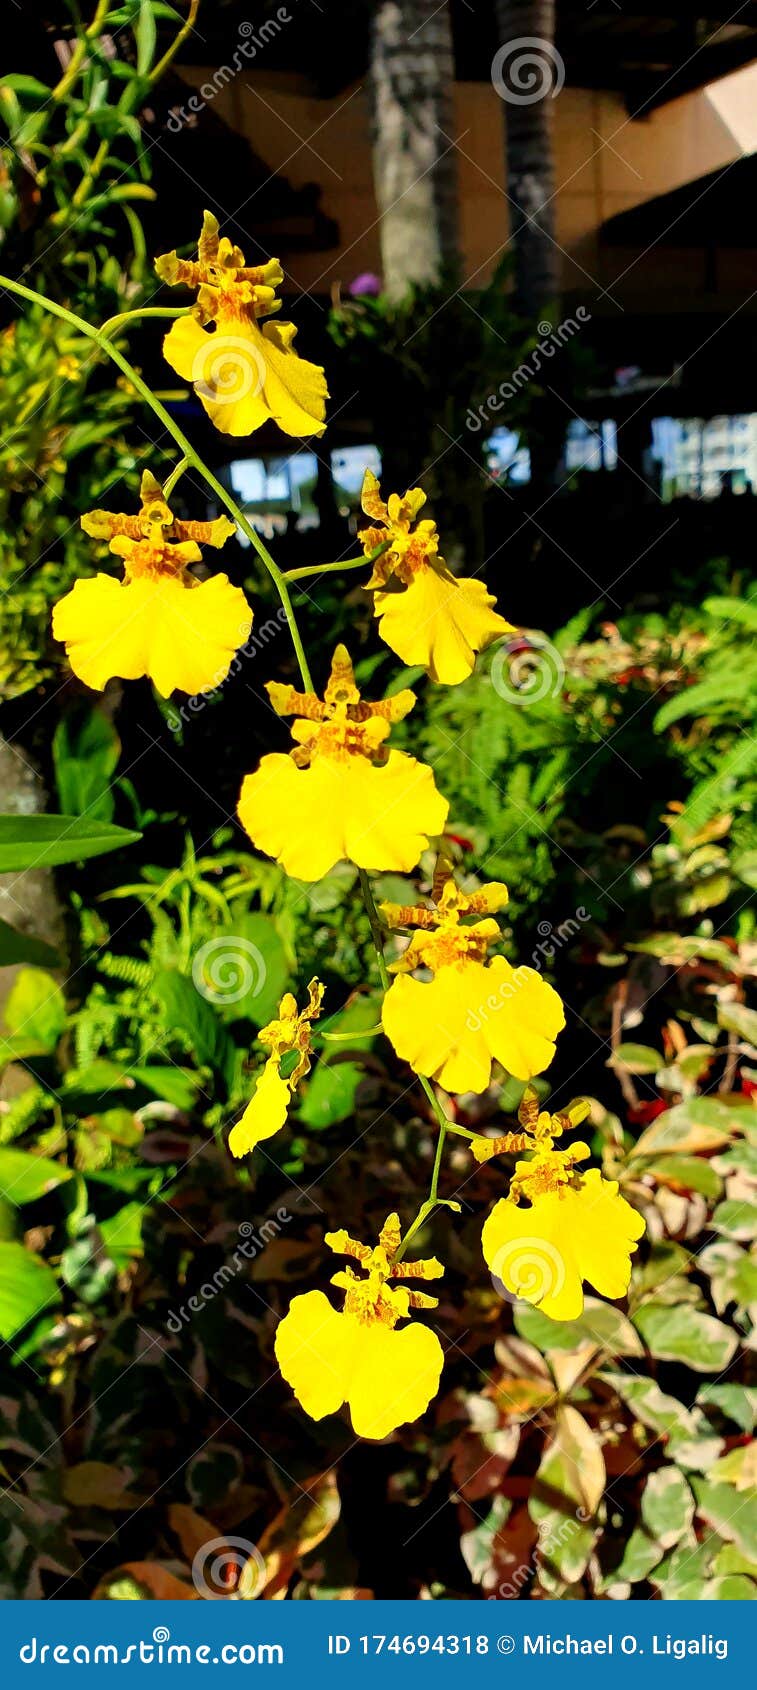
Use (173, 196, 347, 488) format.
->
(368, 0, 460, 299)
(493, 0, 561, 318)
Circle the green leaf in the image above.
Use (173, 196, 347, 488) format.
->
(53, 704, 120, 823)
(136, 0, 158, 73)
(195, 914, 290, 1028)
(697, 1384, 757, 1433)
(651, 1533, 716, 1598)
(693, 1478, 757, 1562)
(634, 1304, 738, 1372)
(645, 1153, 721, 1197)
(630, 1097, 742, 1158)
(0, 1242, 60, 1339)
(529, 1406, 604, 1591)
(708, 1574, 757, 1599)
(713, 1543, 757, 1580)
(0, 75, 51, 97)
(717, 1001, 757, 1045)
(603, 1373, 699, 1439)
(3, 968, 66, 1051)
(515, 1297, 643, 1358)
(0, 918, 58, 969)
(155, 971, 238, 1094)
(0, 814, 140, 871)
(460, 1495, 512, 1586)
(699, 1240, 757, 1312)
(641, 1467, 695, 1550)
(711, 1198, 757, 1242)
(299, 994, 381, 1130)
(608, 1524, 665, 1586)
(100, 1202, 144, 1266)
(0, 1148, 72, 1205)
(608, 1043, 663, 1074)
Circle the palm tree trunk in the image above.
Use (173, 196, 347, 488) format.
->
(493, 0, 561, 317)
(367, 0, 459, 299)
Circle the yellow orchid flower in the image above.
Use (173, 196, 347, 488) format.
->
(380, 864, 564, 1092)
(359, 470, 513, 685)
(275, 1213, 445, 1439)
(53, 470, 251, 698)
(481, 1088, 644, 1321)
(155, 211, 328, 438)
(229, 979, 324, 1158)
(237, 645, 449, 881)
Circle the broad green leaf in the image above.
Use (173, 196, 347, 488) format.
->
(603, 1373, 698, 1439)
(711, 1198, 757, 1242)
(698, 1384, 757, 1433)
(645, 1154, 721, 1198)
(515, 1297, 643, 1358)
(641, 1467, 695, 1550)
(529, 1406, 604, 1591)
(650, 1532, 716, 1598)
(0, 1241, 60, 1339)
(717, 1000, 757, 1047)
(713, 1543, 757, 1580)
(0, 918, 58, 969)
(632, 1239, 691, 1296)
(60, 1059, 198, 1113)
(693, 1478, 757, 1562)
(100, 1203, 144, 1266)
(0, 1148, 72, 1204)
(460, 1495, 512, 1586)
(630, 1097, 740, 1158)
(608, 1524, 665, 1586)
(299, 994, 381, 1130)
(195, 913, 290, 1028)
(699, 1239, 757, 1312)
(0, 814, 140, 871)
(707, 1574, 757, 1598)
(634, 1303, 738, 1372)
(715, 1139, 757, 1178)
(155, 971, 238, 1095)
(608, 1043, 663, 1074)
(3, 968, 66, 1050)
(53, 704, 120, 822)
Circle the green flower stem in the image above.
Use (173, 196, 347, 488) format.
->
(99, 307, 188, 339)
(0, 271, 313, 691)
(162, 455, 191, 499)
(283, 540, 391, 585)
